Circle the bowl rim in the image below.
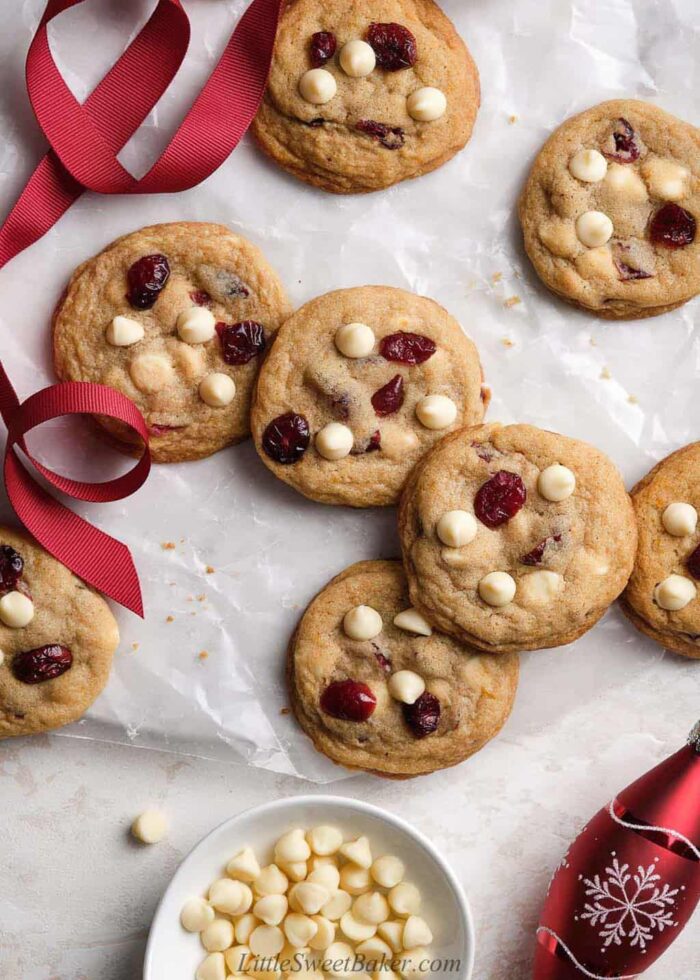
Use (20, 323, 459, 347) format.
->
(143, 793, 476, 980)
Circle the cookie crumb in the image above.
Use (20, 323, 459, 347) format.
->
(508, 114, 518, 124)
(491, 272, 503, 284)
(161, 542, 176, 551)
(502, 337, 515, 348)
(590, 336, 597, 346)
(504, 295, 521, 309)
(628, 394, 639, 404)
(600, 366, 612, 380)
(198, 651, 209, 662)
(132, 642, 139, 651)
(205, 565, 215, 575)
(197, 594, 206, 602)
(280, 707, 291, 716)
(166, 615, 174, 623)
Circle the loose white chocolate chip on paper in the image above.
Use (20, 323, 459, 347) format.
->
(436, 510, 477, 548)
(316, 422, 354, 460)
(335, 322, 375, 358)
(655, 575, 697, 611)
(406, 87, 447, 122)
(538, 464, 576, 502)
(415, 394, 457, 430)
(479, 571, 517, 608)
(199, 373, 236, 408)
(177, 306, 216, 344)
(0, 591, 34, 628)
(392, 609, 432, 636)
(106, 315, 144, 347)
(388, 670, 426, 705)
(299, 68, 337, 105)
(662, 502, 698, 537)
(575, 210, 613, 248)
(343, 605, 383, 641)
(339, 40, 376, 77)
(131, 809, 168, 844)
(569, 148, 607, 183)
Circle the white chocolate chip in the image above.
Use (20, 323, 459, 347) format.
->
(569, 149, 607, 183)
(106, 315, 144, 347)
(392, 609, 432, 637)
(604, 163, 648, 202)
(371, 856, 405, 890)
(210, 878, 248, 915)
(249, 924, 285, 957)
(406, 87, 447, 122)
(402, 916, 433, 950)
(326, 942, 356, 979)
(309, 915, 336, 950)
(227, 846, 261, 882)
(538, 464, 576, 502)
(255, 865, 289, 897)
(339, 864, 371, 896)
(310, 855, 338, 871)
(415, 394, 457, 430)
(339, 40, 376, 78)
(180, 897, 215, 933)
(129, 353, 174, 393)
(436, 510, 477, 548)
(177, 306, 216, 344)
(322, 889, 353, 920)
(224, 946, 252, 975)
(520, 570, 563, 606)
(284, 913, 319, 948)
(335, 322, 375, 358)
(235, 914, 258, 944)
(201, 918, 235, 953)
(199, 373, 236, 408)
(654, 575, 697, 611)
(289, 882, 330, 915)
(641, 157, 690, 202)
(308, 865, 341, 892)
(343, 605, 383, 641)
(662, 503, 698, 538)
(478, 572, 516, 608)
(377, 920, 404, 952)
(356, 937, 393, 962)
(398, 947, 431, 979)
(339, 835, 372, 869)
(388, 882, 421, 918)
(130, 809, 168, 844)
(575, 210, 613, 248)
(353, 892, 390, 926)
(255, 894, 288, 925)
(307, 825, 343, 856)
(316, 423, 354, 461)
(380, 424, 419, 461)
(0, 591, 34, 628)
(299, 68, 337, 105)
(196, 952, 226, 980)
(387, 670, 426, 706)
(281, 860, 308, 882)
(275, 828, 312, 865)
(340, 911, 376, 942)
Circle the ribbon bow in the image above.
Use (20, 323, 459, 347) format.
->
(0, 0, 283, 614)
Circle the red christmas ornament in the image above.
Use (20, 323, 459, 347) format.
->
(534, 721, 700, 979)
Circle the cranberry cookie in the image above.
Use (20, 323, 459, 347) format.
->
(288, 560, 519, 777)
(53, 222, 291, 462)
(399, 423, 637, 654)
(519, 100, 700, 319)
(252, 0, 480, 194)
(621, 443, 700, 659)
(251, 286, 487, 507)
(0, 527, 120, 738)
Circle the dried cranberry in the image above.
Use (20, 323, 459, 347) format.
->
(366, 431, 382, 453)
(613, 240, 655, 281)
(520, 534, 562, 567)
(190, 289, 212, 307)
(148, 424, 183, 437)
(126, 254, 170, 309)
(602, 118, 641, 164)
(472, 441, 494, 463)
(366, 22, 417, 71)
(12, 645, 73, 684)
(262, 413, 310, 465)
(372, 375, 405, 417)
(356, 120, 405, 150)
(310, 31, 337, 67)
(403, 692, 440, 738)
(687, 545, 700, 581)
(329, 393, 351, 421)
(380, 332, 436, 365)
(474, 471, 527, 528)
(321, 680, 377, 722)
(216, 321, 266, 365)
(649, 204, 696, 250)
(0, 545, 24, 594)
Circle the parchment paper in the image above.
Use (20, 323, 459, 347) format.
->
(0, 0, 697, 781)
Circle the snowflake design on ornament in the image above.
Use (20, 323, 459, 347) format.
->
(580, 856, 678, 951)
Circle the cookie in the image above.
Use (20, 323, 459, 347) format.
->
(621, 443, 700, 659)
(252, 0, 480, 194)
(399, 423, 637, 654)
(288, 559, 519, 777)
(251, 286, 487, 507)
(0, 527, 120, 738)
(53, 222, 291, 463)
(519, 100, 700, 319)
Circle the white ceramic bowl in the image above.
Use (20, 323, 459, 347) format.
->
(144, 795, 475, 980)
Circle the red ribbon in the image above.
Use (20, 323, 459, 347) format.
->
(0, 0, 283, 615)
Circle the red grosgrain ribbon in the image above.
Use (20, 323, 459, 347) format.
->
(0, 0, 283, 613)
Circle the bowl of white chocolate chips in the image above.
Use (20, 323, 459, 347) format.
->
(144, 796, 474, 980)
